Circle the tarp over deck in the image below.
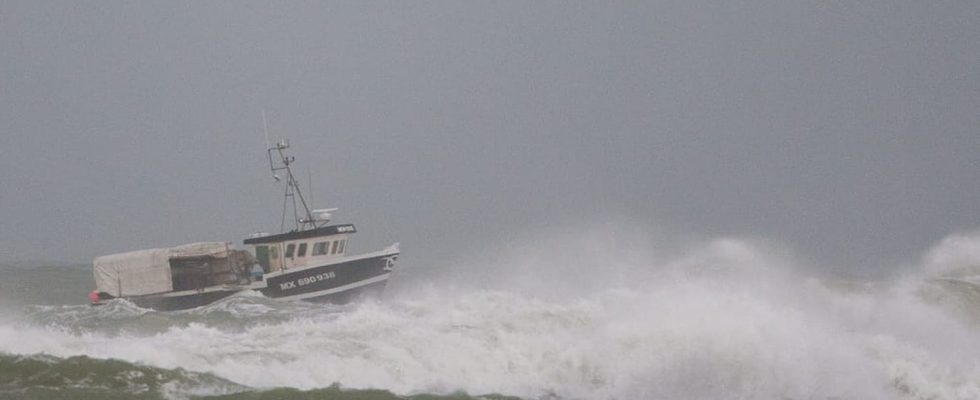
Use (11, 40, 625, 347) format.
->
(93, 242, 232, 296)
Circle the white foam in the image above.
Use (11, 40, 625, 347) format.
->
(2, 230, 980, 399)
(922, 230, 980, 279)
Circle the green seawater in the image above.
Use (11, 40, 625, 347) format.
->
(0, 353, 520, 400)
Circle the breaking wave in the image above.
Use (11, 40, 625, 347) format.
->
(3, 227, 980, 399)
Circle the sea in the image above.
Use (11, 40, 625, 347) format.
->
(2, 229, 980, 400)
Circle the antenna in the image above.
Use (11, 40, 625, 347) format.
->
(262, 109, 271, 151)
(308, 166, 314, 207)
(262, 110, 281, 182)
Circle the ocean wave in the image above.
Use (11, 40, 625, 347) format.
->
(0, 352, 517, 400)
(0, 352, 244, 400)
(2, 230, 980, 399)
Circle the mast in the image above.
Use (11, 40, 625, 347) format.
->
(260, 113, 334, 233)
(267, 139, 322, 232)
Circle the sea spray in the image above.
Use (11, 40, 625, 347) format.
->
(1, 227, 979, 399)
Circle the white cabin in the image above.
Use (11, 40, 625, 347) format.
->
(243, 224, 357, 272)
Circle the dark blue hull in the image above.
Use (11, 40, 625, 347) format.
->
(259, 252, 397, 303)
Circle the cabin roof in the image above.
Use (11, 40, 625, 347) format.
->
(243, 224, 356, 245)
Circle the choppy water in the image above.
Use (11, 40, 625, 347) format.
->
(3, 229, 980, 399)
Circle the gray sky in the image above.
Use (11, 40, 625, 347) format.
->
(1, 1, 978, 274)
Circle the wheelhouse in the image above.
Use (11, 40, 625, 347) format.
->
(243, 224, 357, 272)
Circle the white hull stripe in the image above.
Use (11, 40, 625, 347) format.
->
(273, 273, 391, 301)
(156, 282, 264, 298)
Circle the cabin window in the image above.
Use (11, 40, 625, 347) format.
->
(297, 243, 307, 257)
(337, 240, 346, 254)
(285, 243, 296, 258)
(331, 240, 340, 254)
(313, 242, 328, 256)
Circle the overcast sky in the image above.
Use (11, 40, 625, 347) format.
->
(1, 1, 978, 274)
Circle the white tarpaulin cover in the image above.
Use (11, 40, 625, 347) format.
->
(170, 242, 231, 259)
(93, 242, 231, 296)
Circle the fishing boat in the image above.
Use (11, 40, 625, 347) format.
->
(88, 139, 400, 310)
(243, 139, 399, 304)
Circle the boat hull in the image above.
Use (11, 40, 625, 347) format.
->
(91, 250, 398, 311)
(259, 251, 397, 303)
